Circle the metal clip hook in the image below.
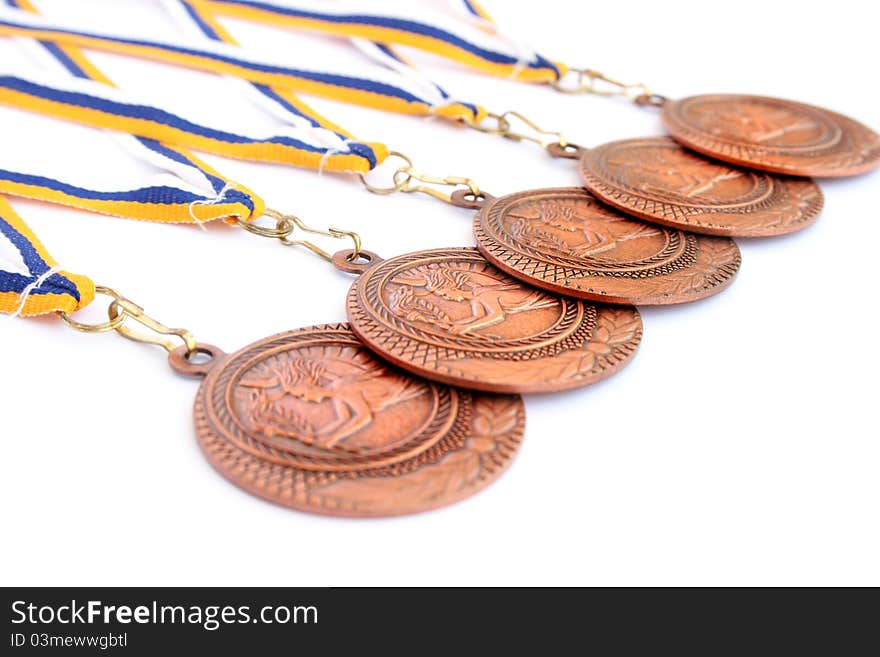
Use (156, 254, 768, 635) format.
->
(60, 286, 198, 355)
(238, 209, 362, 262)
(392, 167, 482, 204)
(358, 151, 483, 205)
(468, 111, 569, 148)
(280, 213, 363, 262)
(552, 67, 652, 100)
(108, 297, 198, 354)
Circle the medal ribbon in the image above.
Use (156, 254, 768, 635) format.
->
(0, 62, 383, 174)
(0, 3, 485, 123)
(0, 2, 264, 226)
(0, 0, 383, 173)
(174, 1, 566, 140)
(0, 9, 265, 312)
(0, 0, 496, 201)
(171, 0, 483, 126)
(0, 194, 93, 316)
(0, 90, 261, 225)
(191, 0, 565, 83)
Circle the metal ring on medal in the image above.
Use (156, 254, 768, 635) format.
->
(473, 187, 741, 305)
(662, 94, 880, 178)
(192, 324, 524, 517)
(345, 247, 643, 394)
(579, 136, 824, 237)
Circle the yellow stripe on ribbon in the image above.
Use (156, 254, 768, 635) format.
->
(0, 194, 94, 316)
(196, 0, 566, 84)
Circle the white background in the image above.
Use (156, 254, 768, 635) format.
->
(1, 0, 878, 586)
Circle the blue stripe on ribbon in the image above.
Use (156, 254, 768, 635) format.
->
(374, 42, 404, 64)
(0, 75, 348, 162)
(461, 1, 482, 18)
(0, 212, 48, 276)
(368, 43, 482, 120)
(251, 82, 321, 128)
(5, 1, 94, 82)
(0, 166, 213, 205)
(460, 101, 479, 117)
(85, 141, 255, 213)
(129, 137, 240, 201)
(209, 0, 562, 76)
(180, 0, 224, 40)
(178, 2, 378, 167)
(372, 42, 447, 100)
(37, 40, 90, 78)
(0, 214, 79, 299)
(0, 17, 431, 104)
(176, 1, 379, 167)
(0, 270, 79, 298)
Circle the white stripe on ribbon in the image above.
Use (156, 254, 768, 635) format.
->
(0, 3, 458, 111)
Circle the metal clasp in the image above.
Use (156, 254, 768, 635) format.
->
(358, 151, 483, 205)
(238, 208, 362, 262)
(60, 286, 198, 355)
(552, 67, 652, 100)
(468, 110, 569, 149)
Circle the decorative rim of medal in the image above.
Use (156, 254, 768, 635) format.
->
(575, 137, 825, 238)
(189, 324, 525, 517)
(473, 187, 742, 304)
(342, 247, 644, 394)
(660, 94, 880, 178)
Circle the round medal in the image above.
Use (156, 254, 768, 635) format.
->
(473, 187, 740, 305)
(578, 137, 824, 237)
(185, 324, 524, 517)
(342, 247, 642, 393)
(661, 94, 880, 178)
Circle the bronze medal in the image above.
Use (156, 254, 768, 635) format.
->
(473, 187, 741, 305)
(576, 137, 824, 237)
(176, 324, 524, 517)
(661, 94, 880, 178)
(340, 247, 642, 394)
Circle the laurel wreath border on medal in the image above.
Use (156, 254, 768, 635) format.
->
(579, 137, 824, 236)
(474, 187, 699, 280)
(193, 325, 526, 517)
(582, 137, 784, 211)
(197, 324, 467, 476)
(196, 390, 525, 516)
(349, 248, 601, 363)
(662, 95, 880, 177)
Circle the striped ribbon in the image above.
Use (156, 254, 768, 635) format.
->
(0, 63, 384, 174)
(0, 0, 386, 173)
(0, 4, 269, 314)
(0, 93, 261, 312)
(0, 2, 262, 226)
(165, 0, 387, 172)
(0, 3, 486, 123)
(0, 194, 94, 316)
(0, 120, 260, 225)
(172, 0, 483, 126)
(194, 0, 566, 82)
(0, 103, 258, 317)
